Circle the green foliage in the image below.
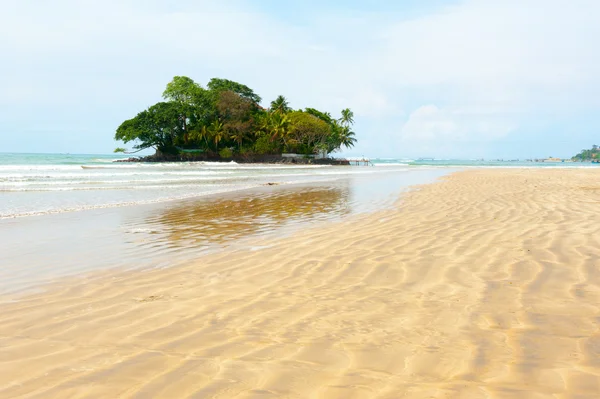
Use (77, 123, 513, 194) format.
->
(287, 111, 330, 153)
(217, 91, 255, 141)
(209, 120, 226, 149)
(207, 78, 262, 104)
(268, 113, 292, 144)
(572, 145, 600, 161)
(162, 76, 200, 104)
(340, 108, 355, 127)
(329, 120, 357, 151)
(115, 102, 184, 153)
(114, 75, 357, 159)
(304, 108, 333, 125)
(219, 147, 233, 159)
(254, 135, 279, 154)
(113, 147, 127, 153)
(270, 95, 291, 114)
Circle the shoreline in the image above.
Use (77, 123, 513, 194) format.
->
(1, 168, 600, 397)
(115, 153, 352, 165)
(0, 168, 453, 297)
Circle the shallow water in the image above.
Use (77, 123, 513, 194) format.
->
(0, 168, 454, 297)
(0, 153, 406, 218)
(2, 153, 596, 219)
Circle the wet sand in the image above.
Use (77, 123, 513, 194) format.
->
(0, 169, 450, 296)
(1, 168, 600, 398)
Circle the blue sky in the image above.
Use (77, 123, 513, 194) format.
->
(0, 0, 598, 158)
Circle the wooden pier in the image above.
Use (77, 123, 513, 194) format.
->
(346, 158, 373, 166)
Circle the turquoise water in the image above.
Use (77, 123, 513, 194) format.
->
(0, 152, 595, 219)
(0, 152, 131, 166)
(370, 157, 593, 168)
(0, 152, 592, 168)
(3, 152, 594, 295)
(0, 152, 457, 295)
(0, 152, 412, 219)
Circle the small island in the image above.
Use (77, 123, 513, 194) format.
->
(114, 76, 356, 164)
(572, 145, 600, 162)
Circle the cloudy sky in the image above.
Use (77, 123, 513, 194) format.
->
(1, 0, 598, 158)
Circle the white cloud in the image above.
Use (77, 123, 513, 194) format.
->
(0, 0, 598, 156)
(401, 106, 460, 141)
(400, 105, 514, 142)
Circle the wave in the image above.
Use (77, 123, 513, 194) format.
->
(80, 163, 332, 171)
(0, 171, 232, 179)
(0, 165, 83, 171)
(0, 185, 256, 219)
(0, 165, 415, 188)
(0, 183, 234, 192)
(0, 177, 341, 219)
(0, 176, 243, 187)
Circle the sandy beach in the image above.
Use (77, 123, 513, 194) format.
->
(1, 168, 600, 398)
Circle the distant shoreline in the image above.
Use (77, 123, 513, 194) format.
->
(115, 153, 351, 165)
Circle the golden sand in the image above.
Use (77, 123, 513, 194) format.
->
(1, 169, 600, 398)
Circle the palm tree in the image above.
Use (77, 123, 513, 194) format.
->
(339, 108, 354, 128)
(269, 112, 291, 146)
(209, 120, 226, 149)
(229, 129, 246, 150)
(194, 125, 210, 149)
(270, 95, 291, 114)
(339, 126, 357, 149)
(328, 120, 356, 152)
(256, 112, 272, 138)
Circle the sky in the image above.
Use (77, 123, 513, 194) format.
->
(0, 0, 598, 159)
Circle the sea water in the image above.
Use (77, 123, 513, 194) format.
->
(0, 152, 594, 296)
(1, 153, 593, 219)
(0, 153, 404, 218)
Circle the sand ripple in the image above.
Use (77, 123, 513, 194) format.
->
(1, 169, 600, 398)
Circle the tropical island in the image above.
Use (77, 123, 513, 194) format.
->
(114, 76, 356, 163)
(571, 145, 600, 162)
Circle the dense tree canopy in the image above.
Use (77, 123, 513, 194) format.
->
(572, 145, 600, 161)
(207, 78, 261, 104)
(115, 102, 185, 153)
(115, 76, 357, 158)
(270, 95, 291, 114)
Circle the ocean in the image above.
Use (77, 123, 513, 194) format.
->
(0, 152, 595, 296)
(0, 153, 592, 219)
(0, 153, 403, 219)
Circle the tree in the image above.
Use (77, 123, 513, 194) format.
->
(189, 125, 211, 149)
(572, 145, 600, 161)
(115, 102, 184, 153)
(114, 75, 358, 159)
(255, 111, 272, 138)
(339, 108, 354, 127)
(162, 76, 213, 144)
(207, 78, 262, 104)
(216, 91, 255, 150)
(287, 111, 331, 154)
(269, 112, 292, 145)
(338, 126, 357, 149)
(209, 120, 226, 149)
(304, 107, 334, 125)
(162, 76, 200, 104)
(270, 95, 291, 114)
(229, 129, 246, 150)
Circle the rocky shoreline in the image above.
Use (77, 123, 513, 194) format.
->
(115, 153, 350, 165)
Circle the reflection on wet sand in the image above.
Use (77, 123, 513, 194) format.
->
(132, 184, 352, 251)
(4, 170, 600, 397)
(0, 170, 451, 296)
